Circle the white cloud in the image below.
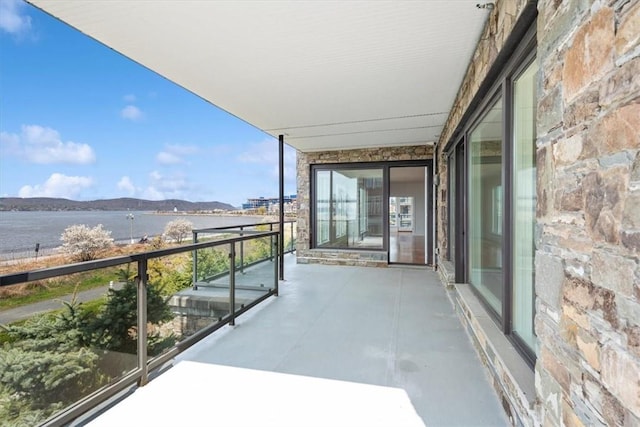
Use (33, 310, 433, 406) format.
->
(238, 139, 297, 183)
(19, 173, 93, 199)
(121, 105, 143, 121)
(117, 176, 136, 196)
(156, 144, 198, 165)
(156, 151, 182, 165)
(166, 144, 198, 155)
(0, 0, 32, 36)
(123, 94, 136, 103)
(2, 125, 96, 164)
(141, 187, 164, 200)
(141, 170, 190, 200)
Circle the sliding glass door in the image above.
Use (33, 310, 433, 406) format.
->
(313, 168, 383, 249)
(511, 58, 538, 350)
(468, 98, 504, 316)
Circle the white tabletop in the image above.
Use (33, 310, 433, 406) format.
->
(87, 360, 425, 427)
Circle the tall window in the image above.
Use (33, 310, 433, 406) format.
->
(468, 99, 504, 316)
(313, 168, 383, 249)
(512, 58, 538, 351)
(447, 24, 538, 360)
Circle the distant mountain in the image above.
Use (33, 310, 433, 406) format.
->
(0, 197, 237, 212)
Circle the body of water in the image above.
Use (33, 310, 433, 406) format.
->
(0, 211, 267, 257)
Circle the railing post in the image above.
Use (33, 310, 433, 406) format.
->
(192, 230, 198, 290)
(278, 135, 285, 280)
(274, 234, 279, 296)
(239, 226, 244, 274)
(270, 223, 274, 261)
(229, 242, 236, 326)
(137, 259, 149, 386)
(290, 221, 294, 253)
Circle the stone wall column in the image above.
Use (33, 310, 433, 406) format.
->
(535, 0, 640, 425)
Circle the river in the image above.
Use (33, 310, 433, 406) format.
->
(0, 211, 267, 258)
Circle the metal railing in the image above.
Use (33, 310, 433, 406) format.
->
(0, 229, 280, 426)
(192, 220, 296, 284)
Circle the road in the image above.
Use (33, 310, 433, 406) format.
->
(0, 282, 124, 325)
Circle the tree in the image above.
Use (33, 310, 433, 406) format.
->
(163, 219, 192, 244)
(60, 224, 114, 262)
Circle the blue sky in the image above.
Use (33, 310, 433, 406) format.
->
(0, 0, 296, 207)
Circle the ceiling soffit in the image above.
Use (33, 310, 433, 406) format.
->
(28, 1, 490, 153)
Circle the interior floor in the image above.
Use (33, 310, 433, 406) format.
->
(389, 231, 425, 264)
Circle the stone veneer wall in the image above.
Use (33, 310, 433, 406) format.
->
(296, 145, 433, 266)
(436, 0, 640, 426)
(436, 0, 532, 257)
(535, 0, 640, 425)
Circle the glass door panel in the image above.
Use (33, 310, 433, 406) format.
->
(512, 59, 538, 351)
(469, 98, 504, 316)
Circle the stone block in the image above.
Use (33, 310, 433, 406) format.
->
(599, 57, 640, 108)
(541, 345, 572, 394)
(563, 397, 598, 427)
(536, 145, 553, 217)
(623, 191, 640, 229)
(601, 344, 640, 418)
(615, 0, 640, 59)
(564, 90, 601, 129)
(563, 276, 619, 329)
(591, 250, 636, 299)
(576, 329, 601, 372)
(588, 103, 640, 156)
(583, 171, 605, 231)
(538, 86, 563, 134)
(563, 304, 590, 331)
(626, 325, 640, 359)
(553, 133, 584, 165)
(617, 295, 640, 329)
(562, 7, 615, 102)
(536, 252, 565, 310)
(536, 363, 563, 425)
(538, 0, 591, 62)
(556, 184, 584, 212)
(621, 231, 640, 252)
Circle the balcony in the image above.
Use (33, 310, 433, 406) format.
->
(88, 257, 507, 426)
(1, 225, 507, 426)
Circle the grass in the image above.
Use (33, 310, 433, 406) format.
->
(0, 243, 155, 312)
(0, 270, 119, 311)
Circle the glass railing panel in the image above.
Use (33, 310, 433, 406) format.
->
(168, 245, 231, 339)
(0, 265, 139, 426)
(232, 236, 276, 309)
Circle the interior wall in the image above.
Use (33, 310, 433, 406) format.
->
(390, 178, 426, 236)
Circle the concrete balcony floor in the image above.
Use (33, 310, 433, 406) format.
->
(91, 255, 508, 426)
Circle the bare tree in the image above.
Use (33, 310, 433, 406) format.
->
(163, 219, 193, 244)
(60, 224, 114, 262)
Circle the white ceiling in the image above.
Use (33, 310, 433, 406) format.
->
(28, 0, 489, 153)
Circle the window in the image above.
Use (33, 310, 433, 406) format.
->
(511, 57, 538, 351)
(446, 24, 538, 361)
(469, 98, 504, 316)
(313, 167, 383, 249)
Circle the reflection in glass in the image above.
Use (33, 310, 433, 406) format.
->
(314, 168, 383, 249)
(469, 98, 503, 315)
(512, 59, 538, 352)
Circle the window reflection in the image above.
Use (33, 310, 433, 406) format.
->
(314, 168, 383, 249)
(469, 98, 503, 315)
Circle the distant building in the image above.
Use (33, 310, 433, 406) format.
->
(242, 195, 297, 214)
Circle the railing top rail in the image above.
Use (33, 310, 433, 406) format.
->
(0, 230, 278, 287)
(193, 219, 295, 233)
